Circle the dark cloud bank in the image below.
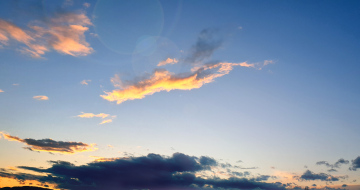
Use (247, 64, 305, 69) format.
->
(0, 153, 290, 190)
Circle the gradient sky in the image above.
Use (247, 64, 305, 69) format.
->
(0, 0, 360, 190)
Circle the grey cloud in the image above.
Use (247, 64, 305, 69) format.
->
(316, 158, 349, 169)
(349, 156, 360, 171)
(185, 28, 223, 64)
(297, 170, 346, 182)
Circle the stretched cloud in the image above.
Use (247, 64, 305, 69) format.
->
(0, 132, 96, 154)
(101, 62, 254, 104)
(0, 89, 3, 92)
(33, 95, 49, 101)
(2, 152, 288, 190)
(157, 58, 179, 66)
(0, 10, 93, 58)
(76, 112, 115, 124)
(316, 159, 349, 169)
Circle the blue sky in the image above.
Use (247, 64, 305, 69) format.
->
(0, 0, 360, 190)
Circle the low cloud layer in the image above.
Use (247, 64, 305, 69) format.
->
(0, 10, 92, 58)
(0, 132, 96, 154)
(0, 152, 289, 190)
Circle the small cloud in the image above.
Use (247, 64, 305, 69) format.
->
(157, 58, 179, 66)
(107, 145, 113, 148)
(90, 33, 98, 37)
(80, 79, 91, 85)
(76, 112, 116, 125)
(83, 2, 91, 8)
(0, 132, 96, 154)
(77, 112, 109, 119)
(33, 95, 49, 100)
(12, 83, 20, 86)
(0, 89, 3, 93)
(99, 119, 113, 125)
(238, 26, 243, 30)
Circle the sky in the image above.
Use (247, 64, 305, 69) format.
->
(0, 0, 360, 190)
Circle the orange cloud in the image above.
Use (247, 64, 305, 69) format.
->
(0, 132, 97, 154)
(77, 112, 109, 119)
(33, 95, 49, 101)
(157, 58, 179, 66)
(76, 112, 115, 125)
(99, 119, 113, 125)
(90, 156, 121, 162)
(0, 89, 4, 93)
(101, 62, 253, 104)
(0, 11, 93, 58)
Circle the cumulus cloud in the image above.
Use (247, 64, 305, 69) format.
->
(349, 156, 360, 171)
(76, 112, 115, 124)
(33, 95, 49, 101)
(0, 132, 96, 154)
(101, 62, 255, 104)
(157, 58, 179, 66)
(80, 79, 91, 85)
(1, 152, 288, 190)
(0, 10, 93, 58)
(296, 170, 346, 182)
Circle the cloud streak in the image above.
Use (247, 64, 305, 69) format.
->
(0, 132, 96, 154)
(76, 112, 115, 124)
(101, 62, 254, 104)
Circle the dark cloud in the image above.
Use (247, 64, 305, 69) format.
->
(199, 156, 217, 167)
(2, 152, 290, 190)
(349, 156, 360, 171)
(0, 132, 96, 154)
(297, 170, 345, 182)
(316, 158, 349, 169)
(328, 169, 338, 172)
(341, 184, 347, 187)
(0, 187, 51, 190)
(185, 28, 223, 64)
(253, 175, 271, 182)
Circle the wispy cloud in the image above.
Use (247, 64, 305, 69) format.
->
(0, 132, 96, 154)
(101, 29, 274, 105)
(0, 89, 3, 93)
(101, 62, 257, 104)
(33, 95, 49, 101)
(76, 112, 115, 124)
(157, 58, 179, 66)
(80, 79, 91, 85)
(0, 10, 93, 58)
